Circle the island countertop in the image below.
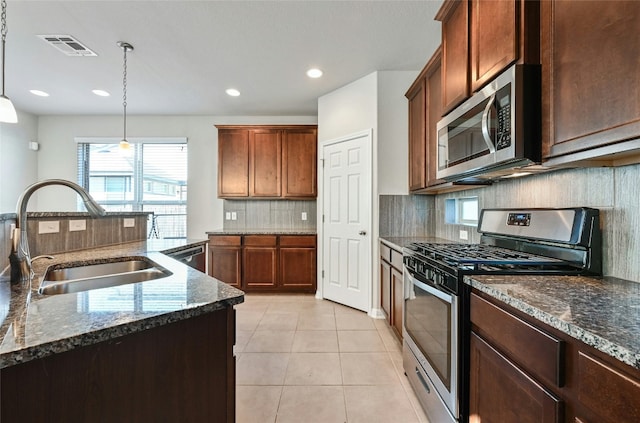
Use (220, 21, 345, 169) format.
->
(0, 240, 244, 369)
(466, 274, 640, 370)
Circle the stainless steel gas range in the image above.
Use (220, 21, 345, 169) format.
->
(402, 208, 602, 423)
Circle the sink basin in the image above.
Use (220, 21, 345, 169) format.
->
(39, 257, 173, 295)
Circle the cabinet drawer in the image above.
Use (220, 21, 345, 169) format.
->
(280, 235, 316, 248)
(390, 249, 403, 270)
(244, 235, 277, 247)
(471, 293, 564, 387)
(208, 235, 241, 246)
(577, 351, 640, 422)
(380, 243, 391, 262)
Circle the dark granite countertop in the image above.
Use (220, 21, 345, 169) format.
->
(466, 274, 640, 369)
(207, 228, 316, 235)
(0, 239, 243, 369)
(379, 236, 455, 251)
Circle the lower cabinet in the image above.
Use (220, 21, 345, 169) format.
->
(380, 241, 404, 341)
(209, 234, 316, 293)
(471, 290, 640, 423)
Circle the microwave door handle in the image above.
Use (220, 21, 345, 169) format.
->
(481, 94, 497, 154)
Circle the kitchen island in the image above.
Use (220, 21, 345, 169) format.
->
(0, 239, 244, 422)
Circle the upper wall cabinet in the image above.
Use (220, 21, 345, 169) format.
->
(217, 125, 317, 199)
(541, 1, 640, 165)
(406, 47, 445, 193)
(436, 0, 540, 115)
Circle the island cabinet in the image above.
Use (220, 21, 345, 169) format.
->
(470, 290, 640, 423)
(217, 125, 317, 199)
(209, 234, 316, 293)
(541, 1, 640, 165)
(379, 241, 404, 341)
(435, 0, 540, 114)
(0, 307, 236, 422)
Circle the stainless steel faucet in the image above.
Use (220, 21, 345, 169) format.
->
(9, 179, 107, 284)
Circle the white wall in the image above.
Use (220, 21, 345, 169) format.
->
(35, 115, 316, 238)
(0, 111, 39, 212)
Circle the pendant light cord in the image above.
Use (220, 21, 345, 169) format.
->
(1, 0, 8, 97)
(122, 44, 128, 142)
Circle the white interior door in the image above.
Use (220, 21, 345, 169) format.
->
(321, 132, 371, 312)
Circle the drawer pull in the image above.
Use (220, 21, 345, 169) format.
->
(415, 367, 431, 394)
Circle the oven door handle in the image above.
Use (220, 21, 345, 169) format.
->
(407, 273, 453, 303)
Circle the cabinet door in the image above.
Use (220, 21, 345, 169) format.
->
(469, 332, 563, 423)
(243, 235, 278, 290)
(249, 130, 281, 197)
(391, 267, 404, 341)
(438, 0, 470, 114)
(209, 247, 242, 289)
(542, 1, 640, 160)
(470, 0, 518, 92)
(380, 258, 391, 322)
(218, 130, 249, 197)
(425, 48, 446, 187)
(282, 128, 317, 198)
(279, 247, 316, 292)
(407, 76, 427, 191)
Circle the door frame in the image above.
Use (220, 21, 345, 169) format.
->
(317, 129, 380, 316)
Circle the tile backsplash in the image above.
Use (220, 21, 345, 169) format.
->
(379, 194, 435, 237)
(379, 164, 640, 282)
(223, 200, 317, 231)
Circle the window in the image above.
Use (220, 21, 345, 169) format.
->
(77, 138, 188, 239)
(445, 196, 479, 226)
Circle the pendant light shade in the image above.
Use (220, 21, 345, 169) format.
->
(118, 41, 133, 150)
(0, 0, 17, 123)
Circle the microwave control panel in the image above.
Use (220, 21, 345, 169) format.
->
(496, 84, 511, 150)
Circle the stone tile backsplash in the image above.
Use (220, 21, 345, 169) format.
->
(223, 200, 317, 231)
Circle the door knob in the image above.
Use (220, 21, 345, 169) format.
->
(359, 230, 367, 236)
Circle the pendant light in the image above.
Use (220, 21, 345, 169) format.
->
(0, 0, 17, 123)
(118, 41, 133, 150)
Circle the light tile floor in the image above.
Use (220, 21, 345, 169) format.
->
(235, 294, 430, 423)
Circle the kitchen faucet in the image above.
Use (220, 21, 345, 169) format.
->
(8, 179, 107, 284)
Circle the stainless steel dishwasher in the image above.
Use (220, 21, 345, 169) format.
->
(165, 244, 206, 273)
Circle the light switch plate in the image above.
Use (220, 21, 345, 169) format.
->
(69, 219, 87, 232)
(123, 218, 135, 228)
(459, 230, 468, 240)
(225, 212, 231, 220)
(39, 221, 60, 234)
(231, 212, 237, 221)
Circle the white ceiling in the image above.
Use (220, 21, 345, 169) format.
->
(8, 0, 442, 117)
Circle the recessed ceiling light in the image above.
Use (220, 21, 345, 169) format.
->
(306, 68, 323, 78)
(226, 88, 240, 97)
(92, 89, 110, 97)
(30, 89, 50, 97)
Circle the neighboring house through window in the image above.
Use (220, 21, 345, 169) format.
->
(76, 137, 188, 239)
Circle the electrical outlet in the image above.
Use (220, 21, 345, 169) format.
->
(225, 212, 231, 220)
(9, 223, 15, 238)
(69, 219, 86, 232)
(123, 218, 135, 228)
(301, 212, 307, 221)
(459, 230, 468, 240)
(38, 221, 60, 234)
(231, 212, 237, 221)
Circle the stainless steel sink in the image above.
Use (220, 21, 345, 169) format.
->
(39, 258, 173, 295)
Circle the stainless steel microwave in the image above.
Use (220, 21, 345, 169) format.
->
(436, 64, 542, 182)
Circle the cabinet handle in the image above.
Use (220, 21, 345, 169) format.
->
(415, 367, 431, 394)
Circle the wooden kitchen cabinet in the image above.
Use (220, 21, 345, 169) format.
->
(209, 234, 317, 293)
(249, 129, 281, 197)
(541, 1, 640, 164)
(243, 235, 278, 290)
(471, 290, 640, 423)
(218, 130, 249, 197)
(216, 125, 317, 199)
(436, 0, 539, 114)
(208, 235, 242, 289)
(279, 235, 317, 291)
(379, 241, 403, 341)
(282, 128, 317, 198)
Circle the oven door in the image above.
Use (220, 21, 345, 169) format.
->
(403, 268, 458, 420)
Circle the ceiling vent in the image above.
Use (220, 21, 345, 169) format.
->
(37, 35, 97, 56)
